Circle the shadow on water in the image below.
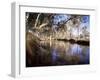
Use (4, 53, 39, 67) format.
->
(26, 40, 89, 67)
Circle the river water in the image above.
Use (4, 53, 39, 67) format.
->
(32, 40, 89, 66)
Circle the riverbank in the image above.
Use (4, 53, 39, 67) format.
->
(57, 39, 89, 46)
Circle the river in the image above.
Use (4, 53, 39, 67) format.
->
(31, 40, 89, 67)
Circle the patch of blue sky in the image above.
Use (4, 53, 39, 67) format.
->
(52, 14, 90, 33)
(53, 14, 71, 25)
(80, 15, 90, 32)
(72, 15, 90, 36)
(82, 15, 89, 23)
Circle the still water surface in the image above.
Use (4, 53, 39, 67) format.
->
(32, 40, 89, 66)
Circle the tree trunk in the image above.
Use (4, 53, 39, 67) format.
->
(34, 13, 41, 28)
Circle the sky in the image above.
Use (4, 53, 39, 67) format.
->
(53, 14, 71, 25)
(52, 14, 90, 36)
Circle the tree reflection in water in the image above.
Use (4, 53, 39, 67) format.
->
(28, 40, 90, 67)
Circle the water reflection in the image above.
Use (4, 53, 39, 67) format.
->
(32, 40, 89, 66)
